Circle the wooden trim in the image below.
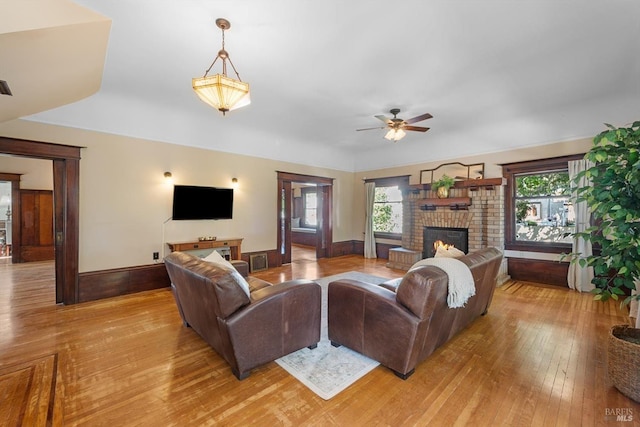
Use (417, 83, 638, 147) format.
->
(0, 137, 82, 160)
(277, 172, 333, 261)
(0, 173, 22, 181)
(275, 171, 333, 185)
(364, 175, 411, 186)
(78, 263, 170, 303)
(507, 257, 569, 287)
(320, 185, 333, 258)
(503, 155, 583, 253)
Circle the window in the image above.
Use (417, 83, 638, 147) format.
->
(504, 155, 583, 252)
(302, 187, 317, 227)
(369, 176, 409, 239)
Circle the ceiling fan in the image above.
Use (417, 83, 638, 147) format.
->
(357, 108, 433, 142)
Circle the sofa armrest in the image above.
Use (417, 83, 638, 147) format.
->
(225, 280, 321, 377)
(328, 279, 424, 376)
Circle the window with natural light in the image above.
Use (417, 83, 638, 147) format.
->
(303, 190, 317, 226)
(514, 171, 574, 244)
(373, 186, 403, 235)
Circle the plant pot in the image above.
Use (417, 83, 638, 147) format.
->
(608, 324, 640, 402)
(436, 187, 449, 199)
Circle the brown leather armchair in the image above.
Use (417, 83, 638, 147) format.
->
(165, 252, 321, 380)
(328, 247, 502, 379)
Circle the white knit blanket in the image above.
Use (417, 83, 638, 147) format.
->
(411, 258, 475, 308)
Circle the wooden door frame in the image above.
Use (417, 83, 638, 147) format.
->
(276, 171, 333, 264)
(0, 137, 81, 304)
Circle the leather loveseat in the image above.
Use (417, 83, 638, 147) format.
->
(328, 247, 503, 379)
(164, 251, 321, 379)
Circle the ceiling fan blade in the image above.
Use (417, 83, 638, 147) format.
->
(403, 125, 430, 132)
(356, 126, 387, 131)
(374, 115, 392, 124)
(404, 113, 433, 125)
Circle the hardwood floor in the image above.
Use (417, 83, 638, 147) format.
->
(1, 251, 639, 426)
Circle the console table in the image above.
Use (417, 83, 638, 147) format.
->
(167, 238, 243, 260)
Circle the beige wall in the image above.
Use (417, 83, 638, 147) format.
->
(0, 119, 357, 272)
(0, 118, 594, 272)
(0, 154, 52, 190)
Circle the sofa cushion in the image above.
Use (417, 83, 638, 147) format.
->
(203, 250, 251, 297)
(379, 277, 402, 292)
(247, 276, 272, 293)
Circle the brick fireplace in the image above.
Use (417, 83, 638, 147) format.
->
(387, 181, 509, 285)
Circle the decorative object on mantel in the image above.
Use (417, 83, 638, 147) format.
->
(192, 18, 250, 115)
(431, 174, 455, 198)
(420, 161, 485, 185)
(198, 236, 217, 241)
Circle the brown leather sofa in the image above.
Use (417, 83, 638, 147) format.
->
(164, 252, 321, 380)
(328, 247, 503, 379)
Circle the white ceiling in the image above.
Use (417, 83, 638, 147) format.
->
(5, 0, 640, 172)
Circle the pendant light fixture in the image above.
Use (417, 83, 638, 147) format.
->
(192, 18, 250, 115)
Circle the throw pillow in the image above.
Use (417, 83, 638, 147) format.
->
(292, 217, 300, 228)
(434, 246, 465, 259)
(204, 249, 228, 265)
(203, 250, 251, 297)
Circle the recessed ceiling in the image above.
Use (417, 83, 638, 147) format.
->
(5, 0, 640, 172)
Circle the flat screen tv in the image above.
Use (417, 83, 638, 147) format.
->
(172, 185, 234, 220)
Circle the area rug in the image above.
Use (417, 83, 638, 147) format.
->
(275, 271, 387, 400)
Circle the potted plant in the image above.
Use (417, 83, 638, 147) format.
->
(570, 121, 640, 402)
(432, 174, 456, 198)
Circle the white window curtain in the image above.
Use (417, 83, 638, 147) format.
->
(364, 182, 377, 259)
(567, 159, 595, 292)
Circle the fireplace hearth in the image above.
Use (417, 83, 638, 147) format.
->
(423, 226, 468, 258)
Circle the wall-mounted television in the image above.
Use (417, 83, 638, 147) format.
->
(172, 185, 233, 220)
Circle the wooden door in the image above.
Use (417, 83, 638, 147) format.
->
(20, 190, 54, 262)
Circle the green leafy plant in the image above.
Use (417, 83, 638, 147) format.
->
(569, 121, 640, 305)
(432, 174, 456, 191)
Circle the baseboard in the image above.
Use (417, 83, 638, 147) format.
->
(78, 263, 170, 303)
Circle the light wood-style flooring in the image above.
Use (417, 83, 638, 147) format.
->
(1, 247, 639, 426)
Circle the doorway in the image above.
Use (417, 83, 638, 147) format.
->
(0, 137, 80, 305)
(277, 172, 333, 265)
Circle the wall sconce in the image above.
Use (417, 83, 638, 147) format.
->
(231, 177, 239, 188)
(164, 171, 173, 184)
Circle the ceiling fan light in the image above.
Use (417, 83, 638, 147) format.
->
(192, 74, 251, 113)
(384, 128, 406, 142)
